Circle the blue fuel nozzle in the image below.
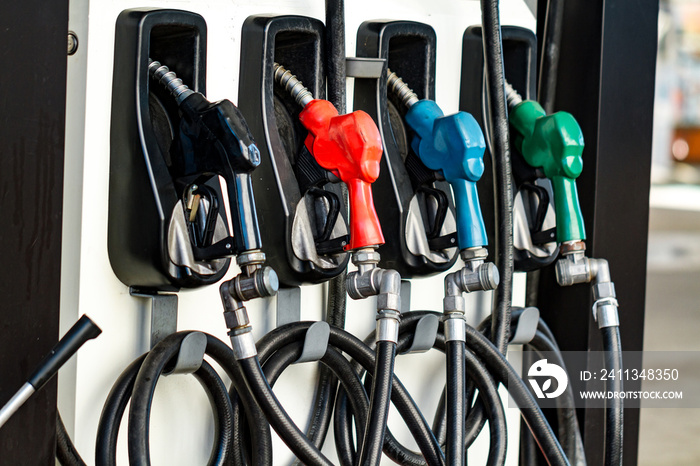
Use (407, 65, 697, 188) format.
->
(405, 100, 488, 250)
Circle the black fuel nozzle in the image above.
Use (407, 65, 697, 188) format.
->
(149, 60, 262, 259)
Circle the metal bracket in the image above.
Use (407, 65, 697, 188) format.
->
(130, 288, 178, 348)
(164, 331, 207, 375)
(404, 314, 439, 354)
(510, 306, 540, 345)
(400, 280, 411, 314)
(276, 286, 301, 327)
(296, 321, 330, 363)
(345, 57, 385, 78)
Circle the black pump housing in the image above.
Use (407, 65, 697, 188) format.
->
(460, 25, 558, 272)
(354, 20, 459, 278)
(238, 15, 350, 287)
(108, 9, 231, 290)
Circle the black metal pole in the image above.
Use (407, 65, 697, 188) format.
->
(0, 0, 69, 464)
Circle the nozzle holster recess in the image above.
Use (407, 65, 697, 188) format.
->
(299, 99, 385, 251)
(405, 100, 488, 250)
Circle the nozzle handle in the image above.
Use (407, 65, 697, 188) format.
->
(300, 99, 385, 250)
(28, 315, 102, 390)
(451, 178, 488, 250)
(551, 176, 585, 243)
(178, 94, 263, 253)
(510, 100, 586, 243)
(405, 100, 488, 250)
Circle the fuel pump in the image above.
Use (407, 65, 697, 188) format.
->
(109, 9, 232, 290)
(461, 25, 559, 274)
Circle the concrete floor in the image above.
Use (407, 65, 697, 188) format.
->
(638, 198, 700, 465)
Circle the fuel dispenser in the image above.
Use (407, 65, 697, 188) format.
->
(0, 0, 652, 465)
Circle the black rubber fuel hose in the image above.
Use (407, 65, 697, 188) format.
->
(238, 355, 335, 466)
(460, 338, 508, 466)
(302, 1, 349, 458)
(602, 326, 623, 466)
(528, 330, 586, 466)
(336, 332, 433, 466)
(56, 411, 87, 466)
(339, 312, 507, 466)
(255, 321, 444, 466)
(96, 355, 147, 466)
(255, 339, 370, 466)
(96, 333, 272, 466)
(204, 335, 273, 466)
(446, 340, 466, 466)
(480, 0, 514, 355)
(538, 0, 565, 114)
(463, 324, 569, 466)
(358, 340, 397, 466)
(127, 333, 233, 466)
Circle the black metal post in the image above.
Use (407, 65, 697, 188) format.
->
(535, 0, 658, 465)
(0, 1, 69, 464)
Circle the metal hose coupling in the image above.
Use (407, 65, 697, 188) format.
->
(220, 260, 279, 359)
(443, 247, 499, 315)
(387, 69, 419, 108)
(272, 62, 314, 108)
(444, 313, 467, 343)
(225, 266, 278, 304)
(148, 59, 194, 105)
(345, 248, 402, 343)
(555, 241, 619, 328)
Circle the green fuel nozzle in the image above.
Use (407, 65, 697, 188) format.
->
(506, 83, 586, 244)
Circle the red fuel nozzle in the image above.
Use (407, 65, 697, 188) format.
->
(299, 99, 385, 251)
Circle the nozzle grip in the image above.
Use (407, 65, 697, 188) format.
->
(227, 171, 263, 252)
(552, 176, 586, 243)
(346, 178, 385, 250)
(450, 178, 488, 249)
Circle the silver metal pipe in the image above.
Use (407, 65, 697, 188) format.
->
(0, 383, 35, 429)
(376, 311, 401, 343)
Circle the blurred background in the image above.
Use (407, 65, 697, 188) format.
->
(639, 0, 700, 464)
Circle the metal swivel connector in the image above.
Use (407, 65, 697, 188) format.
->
(148, 59, 194, 105)
(220, 266, 279, 314)
(387, 69, 419, 108)
(272, 63, 314, 108)
(443, 247, 499, 315)
(219, 264, 279, 360)
(555, 242, 619, 328)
